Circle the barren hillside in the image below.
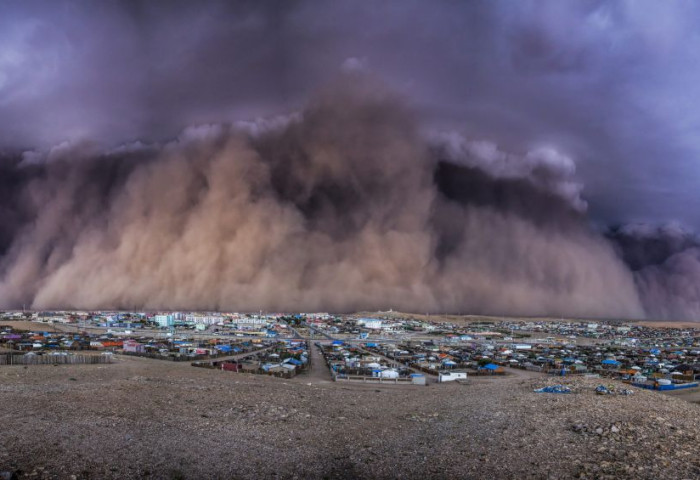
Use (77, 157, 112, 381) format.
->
(0, 356, 698, 479)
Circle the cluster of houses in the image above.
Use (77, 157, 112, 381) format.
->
(3, 310, 288, 335)
(308, 315, 441, 337)
(0, 327, 115, 351)
(318, 341, 426, 384)
(206, 340, 309, 378)
(120, 337, 274, 360)
(497, 320, 700, 344)
(301, 314, 700, 389)
(3, 311, 699, 392)
(0, 323, 277, 361)
(359, 336, 700, 388)
(362, 341, 505, 378)
(152, 312, 274, 332)
(303, 313, 700, 348)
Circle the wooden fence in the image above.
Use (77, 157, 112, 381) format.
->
(191, 361, 297, 379)
(0, 353, 113, 366)
(334, 374, 413, 384)
(119, 351, 220, 362)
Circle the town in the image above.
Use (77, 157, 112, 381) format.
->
(2, 310, 698, 396)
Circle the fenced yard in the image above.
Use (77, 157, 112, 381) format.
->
(0, 353, 113, 366)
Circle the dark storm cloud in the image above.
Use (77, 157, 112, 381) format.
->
(0, 154, 34, 257)
(607, 224, 700, 272)
(1, 1, 700, 319)
(607, 224, 700, 320)
(0, 0, 308, 148)
(0, 76, 644, 317)
(3, 1, 700, 229)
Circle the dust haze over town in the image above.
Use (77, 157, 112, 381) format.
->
(2, 0, 700, 321)
(1, 1, 700, 480)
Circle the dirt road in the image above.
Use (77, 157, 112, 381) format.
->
(293, 341, 333, 384)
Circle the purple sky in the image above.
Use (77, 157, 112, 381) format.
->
(2, 0, 700, 228)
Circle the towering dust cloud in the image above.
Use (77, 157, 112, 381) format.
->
(0, 77, 655, 318)
(608, 224, 700, 321)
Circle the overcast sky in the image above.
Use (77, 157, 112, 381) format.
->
(2, 0, 700, 228)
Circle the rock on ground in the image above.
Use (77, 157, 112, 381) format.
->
(0, 357, 698, 479)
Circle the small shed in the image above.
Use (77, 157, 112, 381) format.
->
(379, 369, 399, 379)
(479, 363, 505, 374)
(438, 371, 468, 383)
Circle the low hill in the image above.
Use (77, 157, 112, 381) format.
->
(0, 355, 698, 479)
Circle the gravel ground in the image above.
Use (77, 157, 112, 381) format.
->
(0, 356, 698, 479)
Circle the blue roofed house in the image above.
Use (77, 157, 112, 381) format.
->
(479, 363, 505, 374)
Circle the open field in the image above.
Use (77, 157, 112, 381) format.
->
(0, 321, 67, 332)
(0, 321, 108, 335)
(633, 321, 700, 329)
(356, 311, 614, 324)
(4, 313, 700, 331)
(662, 387, 700, 404)
(0, 355, 698, 479)
(357, 311, 700, 328)
(355, 311, 517, 324)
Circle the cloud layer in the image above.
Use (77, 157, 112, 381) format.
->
(2, 2, 700, 319)
(0, 77, 645, 317)
(2, 1, 700, 229)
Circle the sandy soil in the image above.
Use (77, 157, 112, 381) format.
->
(633, 321, 700, 329)
(662, 387, 700, 404)
(0, 354, 697, 480)
(4, 315, 700, 332)
(0, 321, 67, 332)
(356, 311, 700, 328)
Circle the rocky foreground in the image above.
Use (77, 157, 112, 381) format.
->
(0, 356, 698, 479)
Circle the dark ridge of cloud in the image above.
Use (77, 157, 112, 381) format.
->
(2, 1, 700, 319)
(431, 160, 586, 264)
(607, 223, 700, 320)
(0, 77, 645, 318)
(606, 223, 699, 271)
(634, 248, 700, 322)
(2, 1, 700, 232)
(433, 161, 583, 229)
(0, 154, 35, 256)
